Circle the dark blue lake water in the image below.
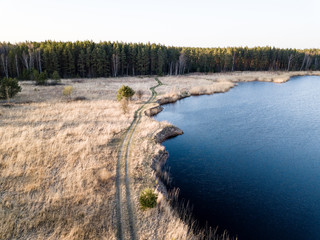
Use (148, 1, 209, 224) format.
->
(154, 76, 320, 240)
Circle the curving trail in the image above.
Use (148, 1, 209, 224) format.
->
(115, 78, 162, 240)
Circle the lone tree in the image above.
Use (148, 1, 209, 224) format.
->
(32, 69, 48, 85)
(0, 77, 22, 101)
(117, 85, 135, 101)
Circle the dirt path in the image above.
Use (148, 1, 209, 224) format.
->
(115, 78, 162, 240)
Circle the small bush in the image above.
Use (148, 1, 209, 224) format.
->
(51, 71, 61, 85)
(63, 86, 73, 98)
(31, 69, 39, 81)
(136, 89, 144, 100)
(0, 78, 22, 100)
(117, 85, 135, 101)
(38, 71, 48, 84)
(52, 71, 60, 80)
(33, 70, 48, 85)
(139, 188, 158, 210)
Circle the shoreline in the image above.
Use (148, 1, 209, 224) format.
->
(142, 71, 320, 238)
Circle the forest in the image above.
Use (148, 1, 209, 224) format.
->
(0, 41, 320, 80)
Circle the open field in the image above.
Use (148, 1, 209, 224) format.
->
(14, 77, 156, 103)
(0, 100, 136, 239)
(1, 71, 320, 239)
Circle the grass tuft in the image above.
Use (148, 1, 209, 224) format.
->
(139, 188, 158, 210)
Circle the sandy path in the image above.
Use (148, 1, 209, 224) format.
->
(115, 78, 162, 240)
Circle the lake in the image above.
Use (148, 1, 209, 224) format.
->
(154, 76, 320, 240)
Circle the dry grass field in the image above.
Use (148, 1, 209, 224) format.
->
(1, 71, 319, 239)
(15, 77, 156, 103)
(0, 100, 138, 239)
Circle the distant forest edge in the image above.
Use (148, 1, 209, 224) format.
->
(1, 41, 320, 79)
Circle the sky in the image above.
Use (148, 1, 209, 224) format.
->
(2, 0, 319, 49)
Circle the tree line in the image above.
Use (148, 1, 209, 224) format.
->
(1, 41, 320, 80)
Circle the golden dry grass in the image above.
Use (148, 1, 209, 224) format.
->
(0, 100, 138, 239)
(156, 71, 320, 98)
(183, 71, 320, 83)
(16, 77, 156, 103)
(1, 75, 191, 240)
(130, 117, 194, 239)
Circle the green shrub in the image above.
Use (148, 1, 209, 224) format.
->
(36, 71, 48, 85)
(139, 188, 158, 210)
(0, 78, 22, 100)
(51, 71, 61, 85)
(63, 86, 73, 98)
(32, 70, 48, 85)
(52, 70, 60, 80)
(117, 85, 135, 101)
(31, 69, 39, 81)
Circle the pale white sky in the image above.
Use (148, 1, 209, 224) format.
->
(1, 0, 319, 49)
